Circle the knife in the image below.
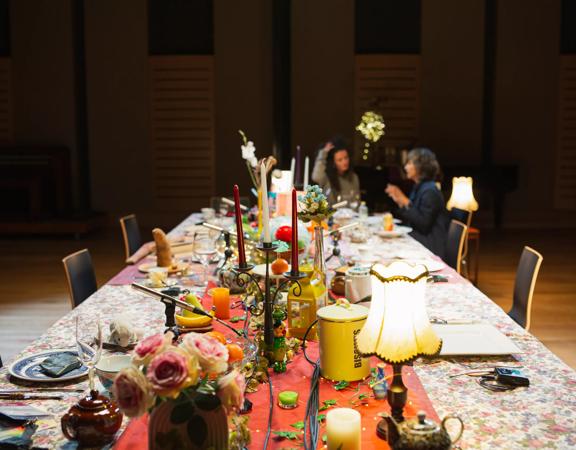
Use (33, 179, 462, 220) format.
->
(0, 393, 64, 400)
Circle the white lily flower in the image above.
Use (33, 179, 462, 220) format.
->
(241, 141, 256, 161)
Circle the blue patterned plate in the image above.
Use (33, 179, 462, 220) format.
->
(8, 348, 94, 383)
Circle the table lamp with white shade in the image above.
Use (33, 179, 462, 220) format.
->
(357, 262, 442, 439)
(446, 176, 479, 211)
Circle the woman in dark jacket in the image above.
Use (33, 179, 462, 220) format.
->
(385, 148, 450, 259)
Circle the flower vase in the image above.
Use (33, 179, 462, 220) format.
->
(311, 225, 327, 308)
(148, 393, 229, 450)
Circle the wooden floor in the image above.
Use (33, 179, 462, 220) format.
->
(0, 227, 575, 370)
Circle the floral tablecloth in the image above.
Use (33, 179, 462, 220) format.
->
(1, 214, 575, 449)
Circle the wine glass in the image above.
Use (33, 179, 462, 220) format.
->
(193, 231, 218, 286)
(76, 316, 103, 392)
(349, 191, 360, 211)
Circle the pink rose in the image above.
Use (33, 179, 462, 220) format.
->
(217, 369, 246, 412)
(182, 333, 229, 374)
(113, 366, 154, 418)
(133, 332, 173, 365)
(146, 349, 198, 398)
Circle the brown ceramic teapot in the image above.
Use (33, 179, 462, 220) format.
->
(61, 390, 123, 446)
(388, 411, 464, 450)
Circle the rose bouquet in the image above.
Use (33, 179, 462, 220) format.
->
(113, 331, 250, 450)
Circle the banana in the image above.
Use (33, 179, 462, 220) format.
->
(175, 313, 213, 328)
(176, 293, 213, 327)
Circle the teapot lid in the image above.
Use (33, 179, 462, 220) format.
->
(77, 390, 113, 411)
(404, 411, 440, 434)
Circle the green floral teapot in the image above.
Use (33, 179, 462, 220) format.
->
(388, 411, 464, 450)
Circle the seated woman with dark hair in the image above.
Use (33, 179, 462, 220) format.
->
(385, 148, 449, 258)
(311, 137, 360, 204)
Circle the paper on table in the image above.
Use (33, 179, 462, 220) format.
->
(432, 323, 523, 355)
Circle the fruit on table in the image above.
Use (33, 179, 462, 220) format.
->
(176, 292, 213, 327)
(182, 293, 204, 317)
(275, 225, 292, 242)
(226, 343, 244, 363)
(175, 312, 213, 328)
(271, 258, 289, 275)
(206, 331, 227, 345)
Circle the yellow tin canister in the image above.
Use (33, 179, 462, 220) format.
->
(316, 304, 370, 382)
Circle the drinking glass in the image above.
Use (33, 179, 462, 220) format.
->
(348, 191, 360, 211)
(76, 316, 103, 392)
(193, 231, 218, 286)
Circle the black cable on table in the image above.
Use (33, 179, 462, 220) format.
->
(263, 366, 274, 449)
(301, 319, 320, 450)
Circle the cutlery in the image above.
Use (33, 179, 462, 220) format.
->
(430, 318, 480, 325)
(0, 388, 84, 394)
(0, 393, 64, 400)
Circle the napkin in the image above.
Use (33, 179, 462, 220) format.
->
(39, 353, 81, 378)
(152, 228, 173, 267)
(125, 241, 155, 265)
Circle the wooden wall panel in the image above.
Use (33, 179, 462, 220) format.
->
(150, 56, 215, 211)
(0, 58, 13, 145)
(354, 55, 420, 164)
(555, 55, 576, 209)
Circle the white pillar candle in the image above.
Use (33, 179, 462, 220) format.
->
(303, 156, 309, 189)
(260, 162, 271, 243)
(326, 408, 361, 450)
(290, 157, 295, 188)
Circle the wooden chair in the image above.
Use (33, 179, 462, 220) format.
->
(120, 214, 142, 261)
(508, 246, 543, 331)
(445, 220, 468, 274)
(62, 249, 97, 308)
(449, 208, 473, 278)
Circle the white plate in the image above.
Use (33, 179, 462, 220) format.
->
(407, 259, 445, 272)
(376, 226, 413, 238)
(251, 263, 292, 279)
(9, 348, 94, 383)
(138, 262, 189, 274)
(432, 324, 523, 356)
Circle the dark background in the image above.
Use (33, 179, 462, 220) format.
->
(0, 0, 575, 230)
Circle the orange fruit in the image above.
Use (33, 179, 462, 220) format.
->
(271, 258, 289, 275)
(226, 343, 244, 363)
(206, 331, 227, 345)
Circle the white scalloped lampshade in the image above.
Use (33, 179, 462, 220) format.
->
(357, 262, 442, 363)
(447, 176, 479, 211)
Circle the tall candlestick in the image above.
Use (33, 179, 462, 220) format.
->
(260, 163, 271, 243)
(326, 408, 361, 450)
(233, 185, 246, 267)
(291, 188, 299, 274)
(303, 156, 309, 189)
(289, 158, 295, 188)
(295, 145, 302, 186)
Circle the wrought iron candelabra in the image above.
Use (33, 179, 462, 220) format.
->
(232, 242, 306, 354)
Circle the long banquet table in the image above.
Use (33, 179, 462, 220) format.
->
(1, 213, 576, 449)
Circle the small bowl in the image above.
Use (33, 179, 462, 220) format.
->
(95, 355, 132, 391)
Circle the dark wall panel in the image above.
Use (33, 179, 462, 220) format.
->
(148, 0, 213, 55)
(560, 0, 576, 54)
(0, 0, 9, 56)
(355, 0, 421, 54)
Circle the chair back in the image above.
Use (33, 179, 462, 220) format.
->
(445, 220, 467, 274)
(62, 249, 97, 308)
(120, 214, 142, 260)
(449, 207, 472, 228)
(508, 246, 543, 331)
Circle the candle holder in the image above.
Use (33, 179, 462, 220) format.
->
(231, 243, 304, 365)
